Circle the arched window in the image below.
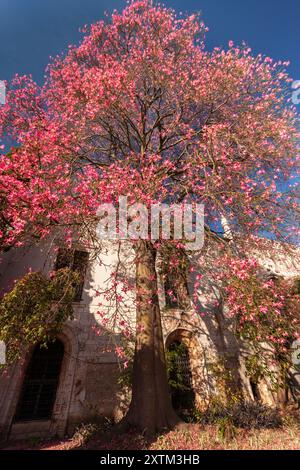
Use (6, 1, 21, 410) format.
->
(15, 340, 64, 422)
(166, 340, 195, 414)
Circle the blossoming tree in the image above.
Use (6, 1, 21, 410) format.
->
(0, 0, 299, 434)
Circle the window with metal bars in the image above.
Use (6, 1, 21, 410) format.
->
(14, 340, 64, 422)
(167, 341, 195, 413)
(55, 248, 88, 302)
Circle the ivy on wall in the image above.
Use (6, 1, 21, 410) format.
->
(0, 268, 79, 365)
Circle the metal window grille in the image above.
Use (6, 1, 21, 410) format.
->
(173, 345, 193, 389)
(167, 341, 195, 412)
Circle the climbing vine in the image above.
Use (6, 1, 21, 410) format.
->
(0, 268, 79, 365)
(220, 256, 300, 389)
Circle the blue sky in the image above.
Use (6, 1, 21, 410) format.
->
(0, 0, 300, 85)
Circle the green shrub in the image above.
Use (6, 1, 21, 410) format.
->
(198, 401, 282, 429)
(0, 268, 79, 364)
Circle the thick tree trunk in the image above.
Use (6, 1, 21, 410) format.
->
(123, 240, 180, 436)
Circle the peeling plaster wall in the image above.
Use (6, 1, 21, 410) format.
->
(0, 239, 299, 439)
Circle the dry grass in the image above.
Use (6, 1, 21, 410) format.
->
(2, 417, 300, 451)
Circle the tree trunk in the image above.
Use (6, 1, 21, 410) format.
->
(123, 240, 180, 436)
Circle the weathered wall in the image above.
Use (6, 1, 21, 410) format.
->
(0, 238, 299, 440)
(0, 239, 133, 439)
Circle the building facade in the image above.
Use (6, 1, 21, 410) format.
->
(0, 237, 299, 440)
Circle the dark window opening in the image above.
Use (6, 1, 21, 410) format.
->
(250, 380, 260, 402)
(163, 250, 190, 310)
(286, 370, 300, 405)
(55, 248, 88, 302)
(164, 274, 190, 309)
(164, 275, 179, 308)
(15, 340, 64, 422)
(167, 341, 195, 418)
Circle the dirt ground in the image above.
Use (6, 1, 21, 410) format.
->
(1, 419, 300, 451)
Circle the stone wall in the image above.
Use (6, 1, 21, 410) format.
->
(0, 238, 299, 440)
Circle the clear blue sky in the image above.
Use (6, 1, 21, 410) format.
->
(0, 0, 300, 85)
